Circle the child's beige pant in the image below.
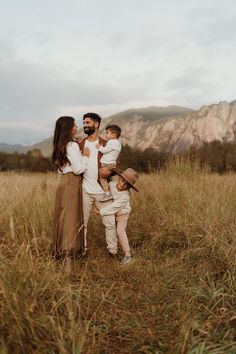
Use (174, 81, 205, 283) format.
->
(116, 213, 130, 253)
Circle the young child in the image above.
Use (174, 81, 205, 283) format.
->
(96, 124, 122, 201)
(99, 168, 139, 265)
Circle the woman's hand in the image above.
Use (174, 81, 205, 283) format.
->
(75, 135, 83, 144)
(83, 147, 90, 157)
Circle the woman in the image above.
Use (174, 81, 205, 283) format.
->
(51, 116, 90, 270)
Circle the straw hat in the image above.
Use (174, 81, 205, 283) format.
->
(117, 168, 139, 192)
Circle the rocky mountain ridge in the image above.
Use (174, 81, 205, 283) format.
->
(100, 100, 236, 154)
(1, 100, 236, 156)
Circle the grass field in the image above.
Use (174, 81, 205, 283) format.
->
(0, 162, 236, 353)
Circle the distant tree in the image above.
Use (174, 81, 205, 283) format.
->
(0, 149, 53, 172)
(119, 144, 169, 172)
(2, 141, 236, 174)
(183, 140, 236, 173)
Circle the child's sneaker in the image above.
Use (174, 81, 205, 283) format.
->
(120, 256, 133, 265)
(100, 192, 113, 202)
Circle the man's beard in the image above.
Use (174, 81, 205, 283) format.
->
(84, 126, 95, 136)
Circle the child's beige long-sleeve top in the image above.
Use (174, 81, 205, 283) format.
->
(100, 188, 131, 216)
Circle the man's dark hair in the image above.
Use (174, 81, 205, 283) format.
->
(106, 124, 121, 138)
(83, 112, 102, 127)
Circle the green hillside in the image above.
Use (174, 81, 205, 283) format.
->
(101, 105, 194, 127)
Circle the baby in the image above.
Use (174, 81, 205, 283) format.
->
(97, 124, 122, 201)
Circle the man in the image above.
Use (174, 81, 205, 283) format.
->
(79, 112, 118, 256)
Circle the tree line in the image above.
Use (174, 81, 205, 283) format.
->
(1, 140, 236, 173)
(121, 141, 236, 173)
(0, 149, 53, 172)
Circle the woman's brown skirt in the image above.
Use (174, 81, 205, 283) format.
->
(51, 173, 84, 259)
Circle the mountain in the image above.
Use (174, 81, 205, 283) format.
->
(100, 100, 236, 153)
(100, 105, 194, 125)
(99, 105, 195, 153)
(0, 139, 52, 157)
(155, 100, 236, 153)
(0, 143, 27, 154)
(1, 100, 236, 156)
(0, 105, 193, 156)
(29, 137, 53, 157)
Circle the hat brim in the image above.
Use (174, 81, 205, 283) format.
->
(117, 171, 139, 192)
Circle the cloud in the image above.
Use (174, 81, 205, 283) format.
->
(0, 0, 236, 144)
(184, 1, 236, 48)
(164, 66, 231, 109)
(0, 57, 155, 116)
(0, 34, 16, 59)
(166, 67, 211, 90)
(0, 52, 159, 143)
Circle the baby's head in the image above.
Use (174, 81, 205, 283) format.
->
(105, 124, 121, 141)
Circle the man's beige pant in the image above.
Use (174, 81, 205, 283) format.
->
(82, 182, 117, 254)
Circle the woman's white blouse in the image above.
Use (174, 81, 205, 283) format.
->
(59, 142, 88, 175)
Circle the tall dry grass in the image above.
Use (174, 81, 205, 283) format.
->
(0, 163, 236, 354)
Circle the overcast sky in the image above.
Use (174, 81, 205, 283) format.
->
(0, 0, 236, 145)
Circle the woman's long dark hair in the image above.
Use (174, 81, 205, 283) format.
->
(52, 116, 75, 169)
